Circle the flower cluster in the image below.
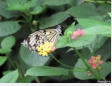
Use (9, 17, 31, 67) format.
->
(37, 41, 55, 56)
(72, 28, 84, 39)
(88, 55, 103, 69)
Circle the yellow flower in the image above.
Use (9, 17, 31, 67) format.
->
(96, 55, 101, 60)
(37, 41, 55, 56)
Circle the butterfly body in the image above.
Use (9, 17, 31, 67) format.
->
(23, 25, 61, 52)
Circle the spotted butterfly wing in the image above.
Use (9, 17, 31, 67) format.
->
(22, 25, 61, 52)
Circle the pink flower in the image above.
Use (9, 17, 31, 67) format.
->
(88, 60, 93, 64)
(80, 29, 84, 36)
(72, 28, 85, 39)
(98, 61, 103, 64)
(50, 46, 56, 52)
(88, 55, 103, 69)
(72, 32, 77, 39)
(91, 56, 96, 60)
(72, 35, 76, 39)
(82, 0, 85, 3)
(76, 29, 81, 36)
(91, 64, 97, 69)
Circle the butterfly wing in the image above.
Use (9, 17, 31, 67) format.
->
(45, 25, 62, 44)
(23, 30, 46, 51)
(45, 29, 58, 43)
(23, 26, 61, 52)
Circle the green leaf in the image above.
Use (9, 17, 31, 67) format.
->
(0, 1, 17, 18)
(20, 45, 50, 66)
(56, 36, 68, 48)
(100, 62, 111, 78)
(0, 70, 19, 83)
(59, 48, 77, 66)
(87, 36, 107, 52)
(6, 0, 38, 11)
(43, 0, 72, 6)
(24, 0, 39, 10)
(39, 12, 69, 29)
(0, 21, 21, 37)
(78, 18, 110, 29)
(85, 25, 110, 37)
(77, 18, 111, 37)
(108, 12, 111, 17)
(17, 76, 35, 83)
(0, 56, 8, 66)
(0, 48, 12, 54)
(3, 71, 11, 75)
(66, 3, 99, 18)
(66, 35, 96, 49)
(73, 59, 95, 80)
(78, 18, 107, 28)
(30, 6, 46, 15)
(6, 0, 27, 11)
(97, 4, 110, 16)
(95, 39, 111, 61)
(1, 36, 16, 49)
(80, 48, 91, 59)
(25, 66, 69, 76)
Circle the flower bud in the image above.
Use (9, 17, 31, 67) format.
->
(32, 20, 38, 26)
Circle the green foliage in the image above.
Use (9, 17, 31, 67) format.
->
(25, 66, 69, 76)
(100, 62, 111, 78)
(30, 6, 46, 15)
(43, 0, 72, 6)
(0, 48, 12, 54)
(87, 36, 107, 53)
(6, 0, 38, 11)
(0, 21, 21, 37)
(73, 59, 95, 80)
(0, 70, 19, 83)
(0, 56, 8, 66)
(39, 12, 69, 29)
(66, 3, 99, 18)
(78, 18, 108, 28)
(0, 0, 110, 83)
(20, 45, 50, 66)
(1, 36, 16, 49)
(0, 1, 17, 19)
(17, 76, 35, 83)
(78, 18, 111, 37)
(0, 36, 16, 54)
(95, 39, 111, 61)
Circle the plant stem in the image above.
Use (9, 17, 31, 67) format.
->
(6, 54, 16, 69)
(7, 58, 16, 69)
(73, 47, 100, 80)
(73, 48, 89, 67)
(49, 53, 73, 69)
(35, 77, 40, 83)
(15, 61, 24, 79)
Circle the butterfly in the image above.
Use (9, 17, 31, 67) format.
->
(22, 25, 62, 52)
